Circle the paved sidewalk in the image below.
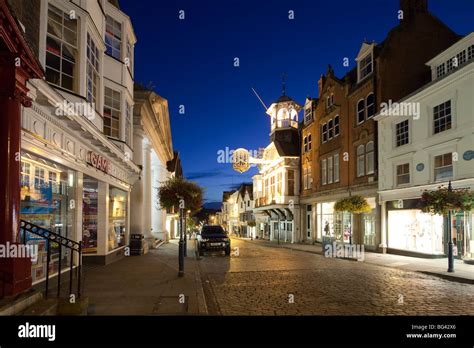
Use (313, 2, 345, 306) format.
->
(236, 237, 474, 284)
(82, 239, 207, 315)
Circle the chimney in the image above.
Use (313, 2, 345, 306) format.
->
(400, 0, 428, 24)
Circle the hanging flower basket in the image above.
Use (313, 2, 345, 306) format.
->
(418, 186, 474, 216)
(334, 195, 372, 214)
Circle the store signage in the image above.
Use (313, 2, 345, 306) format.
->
(86, 151, 110, 174)
(463, 150, 474, 161)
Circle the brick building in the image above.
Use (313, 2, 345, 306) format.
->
(300, 0, 460, 251)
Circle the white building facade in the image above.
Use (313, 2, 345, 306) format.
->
(376, 33, 474, 262)
(252, 94, 302, 243)
(131, 88, 174, 243)
(19, 0, 140, 282)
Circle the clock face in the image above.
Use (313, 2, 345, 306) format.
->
(232, 148, 250, 173)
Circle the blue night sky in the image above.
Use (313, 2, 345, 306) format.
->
(120, 0, 473, 205)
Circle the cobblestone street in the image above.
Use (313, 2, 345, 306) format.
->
(198, 238, 474, 315)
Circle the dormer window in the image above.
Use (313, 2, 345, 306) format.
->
(359, 53, 373, 81)
(304, 106, 312, 124)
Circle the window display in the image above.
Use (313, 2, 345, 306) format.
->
(108, 187, 127, 251)
(19, 152, 76, 283)
(388, 209, 444, 254)
(82, 176, 98, 253)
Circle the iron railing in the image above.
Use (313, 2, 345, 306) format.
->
(19, 220, 82, 299)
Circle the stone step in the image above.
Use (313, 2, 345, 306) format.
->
(0, 289, 43, 316)
(21, 298, 58, 316)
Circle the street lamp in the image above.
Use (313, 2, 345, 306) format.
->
(447, 181, 455, 273)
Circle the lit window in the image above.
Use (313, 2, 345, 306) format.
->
(395, 120, 409, 147)
(104, 87, 121, 138)
(328, 156, 333, 184)
(49, 172, 58, 194)
(34, 167, 45, 190)
(105, 15, 122, 59)
(357, 99, 365, 124)
(359, 53, 372, 80)
(334, 153, 339, 183)
(86, 33, 100, 105)
(433, 100, 451, 134)
(396, 163, 410, 186)
(434, 153, 453, 181)
(21, 162, 30, 187)
(46, 5, 77, 91)
(321, 159, 327, 185)
(357, 145, 365, 177)
(366, 93, 375, 118)
(366, 141, 374, 175)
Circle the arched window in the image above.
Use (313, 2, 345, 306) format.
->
(366, 141, 375, 174)
(357, 145, 365, 177)
(366, 93, 375, 118)
(357, 99, 365, 124)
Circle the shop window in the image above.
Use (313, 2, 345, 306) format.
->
(21, 162, 31, 187)
(46, 4, 77, 92)
(387, 210, 444, 254)
(108, 187, 127, 251)
(105, 15, 122, 59)
(396, 163, 410, 186)
(396, 120, 409, 147)
(34, 167, 46, 190)
(86, 33, 100, 106)
(82, 176, 98, 253)
(433, 100, 452, 134)
(366, 141, 375, 175)
(434, 153, 453, 181)
(357, 99, 365, 124)
(366, 93, 375, 119)
(357, 145, 365, 177)
(20, 153, 76, 283)
(104, 87, 121, 138)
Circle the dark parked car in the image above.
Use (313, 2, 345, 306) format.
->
(196, 225, 231, 256)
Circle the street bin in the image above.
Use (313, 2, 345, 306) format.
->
(130, 234, 145, 255)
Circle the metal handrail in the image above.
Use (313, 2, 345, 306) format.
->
(19, 220, 82, 299)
